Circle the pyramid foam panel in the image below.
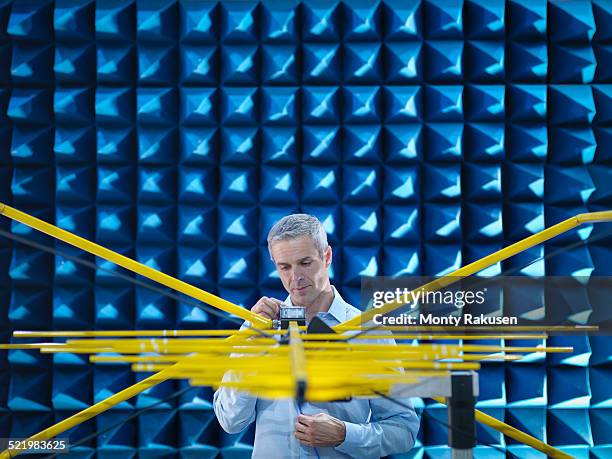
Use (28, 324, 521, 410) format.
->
(0, 0, 611, 456)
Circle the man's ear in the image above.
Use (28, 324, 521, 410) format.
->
(324, 246, 332, 268)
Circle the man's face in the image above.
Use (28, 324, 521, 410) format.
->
(270, 236, 332, 307)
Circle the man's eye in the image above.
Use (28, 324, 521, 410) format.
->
(280, 266, 290, 271)
(301, 262, 311, 266)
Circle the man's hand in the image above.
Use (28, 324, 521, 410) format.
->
(294, 413, 346, 447)
(251, 296, 282, 320)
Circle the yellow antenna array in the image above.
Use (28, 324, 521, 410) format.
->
(0, 202, 610, 459)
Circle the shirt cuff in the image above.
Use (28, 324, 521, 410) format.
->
(334, 421, 362, 454)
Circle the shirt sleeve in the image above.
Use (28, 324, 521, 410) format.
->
(334, 396, 420, 458)
(213, 369, 258, 434)
(212, 321, 258, 434)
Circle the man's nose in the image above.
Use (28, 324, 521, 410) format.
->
(291, 268, 305, 282)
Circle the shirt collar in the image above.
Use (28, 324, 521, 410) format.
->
(283, 285, 348, 324)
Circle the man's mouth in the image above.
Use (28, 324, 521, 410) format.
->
(293, 285, 310, 292)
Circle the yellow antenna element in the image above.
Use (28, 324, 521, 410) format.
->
(433, 397, 574, 458)
(289, 321, 308, 402)
(0, 202, 271, 329)
(339, 210, 612, 329)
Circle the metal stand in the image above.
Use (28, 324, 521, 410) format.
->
(448, 373, 476, 459)
(389, 370, 478, 457)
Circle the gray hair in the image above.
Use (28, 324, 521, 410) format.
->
(267, 214, 329, 258)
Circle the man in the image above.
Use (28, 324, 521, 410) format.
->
(213, 214, 420, 458)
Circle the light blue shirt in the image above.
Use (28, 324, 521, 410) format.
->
(213, 286, 420, 458)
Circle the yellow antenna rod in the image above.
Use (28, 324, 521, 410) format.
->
(339, 210, 612, 329)
(0, 365, 176, 459)
(0, 335, 248, 459)
(11, 330, 549, 340)
(433, 397, 573, 458)
(0, 202, 271, 329)
(289, 321, 308, 403)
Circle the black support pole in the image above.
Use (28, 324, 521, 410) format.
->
(447, 373, 476, 459)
